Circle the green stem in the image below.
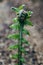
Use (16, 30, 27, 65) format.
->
(18, 24, 23, 65)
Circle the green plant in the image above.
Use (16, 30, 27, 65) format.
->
(8, 5, 33, 65)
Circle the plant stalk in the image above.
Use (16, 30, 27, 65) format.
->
(18, 23, 23, 65)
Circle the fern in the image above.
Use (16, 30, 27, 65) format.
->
(8, 4, 33, 65)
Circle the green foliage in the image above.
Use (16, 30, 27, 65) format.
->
(18, 5, 25, 10)
(20, 57, 25, 63)
(28, 11, 33, 16)
(22, 38, 29, 44)
(8, 34, 19, 39)
(10, 23, 20, 30)
(25, 19, 33, 26)
(12, 18, 18, 22)
(11, 7, 19, 12)
(8, 4, 33, 65)
(20, 47, 25, 53)
(11, 54, 18, 59)
(8, 44, 18, 50)
(23, 28, 30, 35)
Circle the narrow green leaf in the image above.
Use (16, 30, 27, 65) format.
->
(28, 11, 33, 16)
(21, 47, 25, 53)
(18, 4, 25, 10)
(10, 23, 20, 30)
(12, 18, 18, 22)
(25, 19, 33, 26)
(22, 38, 29, 44)
(23, 28, 30, 35)
(11, 7, 19, 12)
(11, 54, 18, 59)
(20, 57, 25, 63)
(8, 44, 18, 50)
(8, 34, 19, 39)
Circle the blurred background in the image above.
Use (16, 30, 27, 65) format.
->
(0, 0, 43, 65)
